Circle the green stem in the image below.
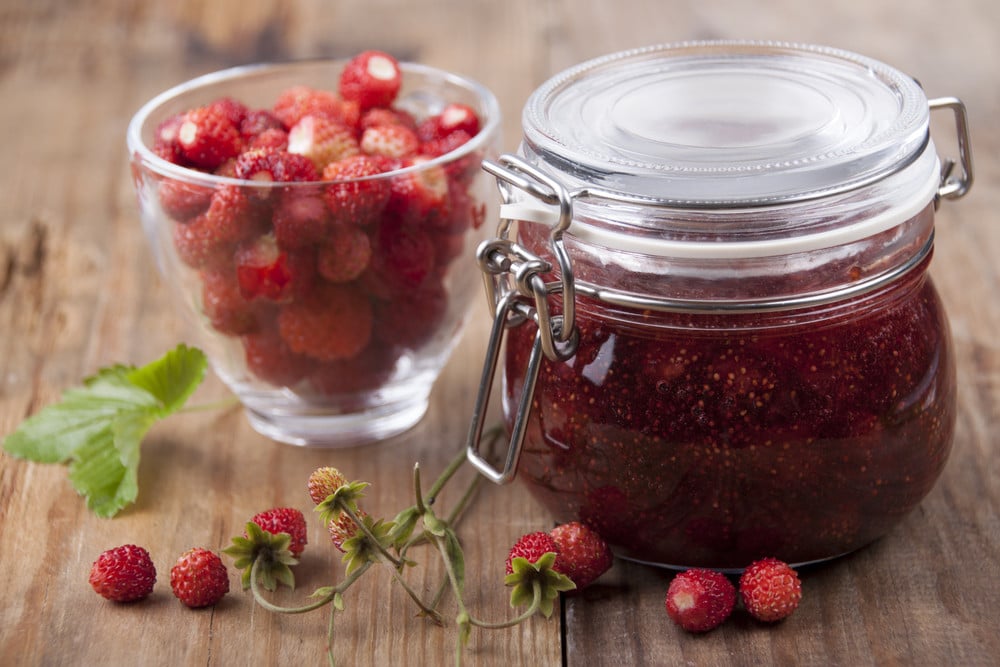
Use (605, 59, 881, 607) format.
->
(249, 559, 370, 615)
(326, 601, 337, 667)
(386, 563, 443, 625)
(468, 580, 543, 629)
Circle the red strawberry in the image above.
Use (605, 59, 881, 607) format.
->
(417, 103, 481, 142)
(235, 149, 320, 190)
(308, 344, 398, 398)
(288, 115, 360, 171)
(242, 325, 312, 387)
(249, 507, 308, 557)
(307, 466, 348, 505)
(360, 124, 419, 159)
(273, 85, 346, 129)
(738, 557, 802, 622)
(373, 279, 446, 349)
(235, 233, 315, 302)
(369, 215, 437, 293)
(505, 531, 562, 575)
(240, 108, 284, 141)
(172, 185, 263, 269)
(249, 127, 289, 152)
(321, 154, 392, 227)
(177, 105, 244, 170)
(317, 224, 372, 283)
(278, 283, 373, 361)
(339, 50, 402, 111)
(549, 522, 613, 590)
(665, 568, 737, 633)
(387, 157, 450, 226)
(169, 547, 230, 608)
(359, 107, 417, 132)
(200, 268, 264, 336)
(158, 179, 213, 222)
(207, 96, 249, 128)
(89, 544, 157, 602)
(153, 113, 187, 164)
(272, 190, 331, 249)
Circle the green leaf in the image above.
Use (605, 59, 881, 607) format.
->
(1, 344, 208, 517)
(126, 344, 207, 416)
(442, 528, 466, 596)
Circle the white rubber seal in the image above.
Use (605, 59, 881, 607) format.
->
(500, 159, 940, 259)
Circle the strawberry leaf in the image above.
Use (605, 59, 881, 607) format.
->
(1, 344, 208, 517)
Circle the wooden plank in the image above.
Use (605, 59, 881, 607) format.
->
(1, 0, 999, 665)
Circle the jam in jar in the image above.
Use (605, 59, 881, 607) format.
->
(466, 42, 973, 569)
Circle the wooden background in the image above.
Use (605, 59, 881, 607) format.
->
(1, 1, 997, 665)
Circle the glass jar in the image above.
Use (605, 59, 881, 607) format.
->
(466, 42, 973, 569)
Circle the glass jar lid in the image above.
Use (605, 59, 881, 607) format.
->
(522, 41, 932, 207)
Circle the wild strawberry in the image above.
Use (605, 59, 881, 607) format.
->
(308, 345, 398, 397)
(373, 280, 445, 349)
(249, 507, 308, 557)
(322, 154, 392, 227)
(207, 96, 249, 128)
(177, 105, 244, 170)
(419, 129, 474, 160)
(359, 107, 417, 132)
(387, 157, 450, 226)
(249, 127, 289, 152)
(549, 522, 613, 590)
(272, 190, 331, 249)
(665, 568, 737, 633)
(153, 113, 187, 164)
(339, 50, 402, 111)
(172, 185, 263, 269)
(169, 547, 230, 608)
(307, 466, 348, 505)
(288, 115, 360, 171)
(505, 531, 561, 575)
(235, 233, 316, 302)
(200, 268, 264, 336)
(235, 149, 320, 191)
(738, 557, 802, 622)
(240, 108, 284, 141)
(328, 507, 368, 552)
(278, 283, 373, 361)
(317, 224, 372, 283)
(417, 103, 481, 142)
(242, 325, 312, 387)
(158, 179, 213, 222)
(360, 124, 419, 159)
(273, 85, 346, 129)
(89, 544, 156, 603)
(214, 158, 239, 178)
(369, 214, 436, 293)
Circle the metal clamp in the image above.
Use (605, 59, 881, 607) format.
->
(465, 155, 581, 485)
(929, 97, 974, 204)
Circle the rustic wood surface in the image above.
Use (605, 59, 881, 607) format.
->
(1, 1, 998, 665)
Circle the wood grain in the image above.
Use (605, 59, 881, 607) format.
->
(1, 1, 998, 666)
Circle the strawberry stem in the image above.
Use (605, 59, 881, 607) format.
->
(248, 558, 370, 614)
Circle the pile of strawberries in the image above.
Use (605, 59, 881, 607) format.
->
(146, 50, 489, 394)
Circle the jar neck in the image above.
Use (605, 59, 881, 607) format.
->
(518, 197, 933, 307)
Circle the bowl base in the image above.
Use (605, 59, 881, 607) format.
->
(244, 392, 430, 447)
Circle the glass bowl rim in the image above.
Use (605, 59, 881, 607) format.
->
(126, 59, 502, 188)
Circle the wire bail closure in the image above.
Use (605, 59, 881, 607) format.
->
(929, 97, 974, 206)
(465, 155, 580, 484)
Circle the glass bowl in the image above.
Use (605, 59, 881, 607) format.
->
(127, 59, 501, 446)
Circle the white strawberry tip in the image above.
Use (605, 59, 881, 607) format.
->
(367, 55, 398, 81)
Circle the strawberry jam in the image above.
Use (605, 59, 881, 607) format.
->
(470, 43, 972, 568)
(503, 249, 955, 568)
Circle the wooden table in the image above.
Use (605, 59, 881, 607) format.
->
(2, 1, 997, 665)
